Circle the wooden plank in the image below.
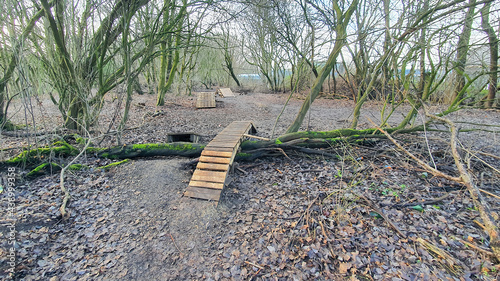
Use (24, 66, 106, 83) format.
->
(212, 135, 243, 139)
(223, 125, 250, 131)
(202, 146, 233, 152)
(184, 186, 221, 201)
(199, 156, 231, 164)
(206, 142, 238, 148)
(192, 170, 227, 183)
(213, 134, 242, 139)
(220, 131, 250, 137)
(188, 180, 224, 190)
(196, 162, 229, 171)
(211, 138, 239, 143)
(217, 88, 236, 97)
(201, 150, 233, 158)
(208, 139, 240, 145)
(211, 137, 240, 142)
(220, 131, 248, 136)
(208, 140, 239, 146)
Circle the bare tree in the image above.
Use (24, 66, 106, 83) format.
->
(286, 0, 359, 133)
(452, 0, 477, 104)
(480, 1, 498, 108)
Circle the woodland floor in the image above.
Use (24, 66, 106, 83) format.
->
(0, 91, 499, 280)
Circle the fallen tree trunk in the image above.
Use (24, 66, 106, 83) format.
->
(3, 142, 206, 165)
(97, 143, 205, 159)
(2, 126, 432, 167)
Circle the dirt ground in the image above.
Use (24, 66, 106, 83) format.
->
(1, 91, 499, 280)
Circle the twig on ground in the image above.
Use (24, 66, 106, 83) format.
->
(368, 111, 500, 260)
(59, 134, 92, 219)
(423, 109, 500, 260)
(235, 166, 247, 174)
(244, 147, 292, 161)
(170, 233, 183, 255)
(367, 118, 461, 183)
(476, 151, 500, 161)
(474, 220, 486, 230)
(383, 193, 451, 208)
(416, 237, 465, 270)
(245, 261, 264, 270)
(461, 147, 500, 175)
(479, 188, 500, 200)
(358, 194, 406, 238)
(451, 236, 496, 257)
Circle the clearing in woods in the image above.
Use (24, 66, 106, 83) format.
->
(1, 92, 499, 280)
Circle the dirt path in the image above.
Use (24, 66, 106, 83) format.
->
(100, 159, 221, 280)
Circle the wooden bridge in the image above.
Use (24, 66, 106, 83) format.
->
(184, 121, 256, 202)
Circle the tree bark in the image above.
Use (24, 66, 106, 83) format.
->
(286, 0, 359, 133)
(480, 1, 498, 108)
(157, 3, 184, 105)
(157, 0, 172, 105)
(417, 0, 429, 100)
(452, 0, 476, 103)
(0, 5, 50, 127)
(224, 51, 241, 87)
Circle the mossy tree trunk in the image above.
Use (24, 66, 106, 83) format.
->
(452, 0, 476, 103)
(157, 0, 186, 106)
(480, 2, 498, 108)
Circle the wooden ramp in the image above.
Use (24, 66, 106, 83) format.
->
(196, 92, 216, 108)
(217, 88, 236, 98)
(184, 121, 256, 202)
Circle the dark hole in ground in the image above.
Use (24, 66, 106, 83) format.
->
(166, 133, 200, 143)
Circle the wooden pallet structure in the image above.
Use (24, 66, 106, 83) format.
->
(196, 92, 216, 108)
(216, 88, 236, 98)
(184, 121, 257, 202)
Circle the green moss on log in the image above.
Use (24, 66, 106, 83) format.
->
(26, 163, 61, 177)
(235, 152, 253, 160)
(68, 164, 88, 170)
(276, 128, 381, 143)
(98, 159, 130, 170)
(4, 126, 426, 167)
(97, 142, 205, 159)
(6, 142, 79, 164)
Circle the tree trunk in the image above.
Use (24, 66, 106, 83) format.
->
(0, 6, 49, 127)
(224, 52, 241, 87)
(452, 0, 476, 103)
(417, 0, 429, 100)
(157, 0, 174, 106)
(480, 2, 498, 108)
(381, 0, 391, 99)
(286, 0, 359, 133)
